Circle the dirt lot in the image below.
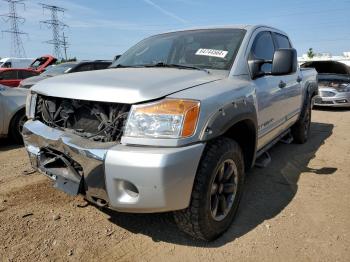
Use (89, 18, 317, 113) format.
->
(0, 108, 349, 262)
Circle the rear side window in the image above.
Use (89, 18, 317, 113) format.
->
(94, 62, 111, 70)
(274, 33, 291, 48)
(74, 63, 95, 72)
(19, 70, 38, 79)
(0, 70, 18, 79)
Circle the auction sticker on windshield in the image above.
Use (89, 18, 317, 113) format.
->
(195, 48, 228, 58)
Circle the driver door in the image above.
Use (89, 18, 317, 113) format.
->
(250, 31, 289, 149)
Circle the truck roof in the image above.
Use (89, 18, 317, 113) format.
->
(160, 24, 288, 37)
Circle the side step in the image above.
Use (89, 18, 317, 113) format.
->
(280, 131, 293, 144)
(255, 151, 271, 168)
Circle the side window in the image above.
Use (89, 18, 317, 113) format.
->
(274, 33, 291, 49)
(19, 70, 38, 79)
(74, 63, 95, 72)
(251, 31, 275, 72)
(94, 62, 110, 70)
(0, 70, 18, 80)
(4, 62, 12, 68)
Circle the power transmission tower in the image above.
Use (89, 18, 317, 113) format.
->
(62, 31, 69, 61)
(39, 3, 68, 60)
(0, 0, 27, 57)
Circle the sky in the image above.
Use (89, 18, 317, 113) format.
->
(0, 0, 349, 60)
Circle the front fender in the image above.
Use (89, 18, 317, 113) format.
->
(200, 98, 257, 141)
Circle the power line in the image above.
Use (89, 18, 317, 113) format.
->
(0, 0, 27, 57)
(39, 3, 68, 59)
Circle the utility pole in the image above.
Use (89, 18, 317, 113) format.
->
(62, 31, 68, 61)
(39, 3, 68, 60)
(1, 0, 27, 57)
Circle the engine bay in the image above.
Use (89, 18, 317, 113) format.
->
(35, 95, 130, 142)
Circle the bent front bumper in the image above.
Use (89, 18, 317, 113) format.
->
(22, 120, 205, 212)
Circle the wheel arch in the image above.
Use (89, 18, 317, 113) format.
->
(200, 100, 258, 171)
(8, 106, 25, 134)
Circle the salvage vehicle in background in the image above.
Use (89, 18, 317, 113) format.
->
(0, 57, 34, 69)
(0, 68, 39, 87)
(301, 60, 350, 107)
(0, 55, 57, 88)
(19, 60, 112, 89)
(28, 55, 57, 73)
(0, 85, 28, 143)
(23, 25, 318, 240)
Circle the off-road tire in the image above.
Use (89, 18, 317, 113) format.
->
(173, 137, 245, 241)
(9, 110, 26, 144)
(291, 95, 312, 144)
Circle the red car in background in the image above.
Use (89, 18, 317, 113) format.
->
(0, 69, 39, 87)
(29, 55, 57, 73)
(0, 55, 56, 87)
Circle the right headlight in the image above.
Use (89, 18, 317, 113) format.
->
(338, 83, 350, 92)
(25, 92, 37, 119)
(124, 98, 200, 139)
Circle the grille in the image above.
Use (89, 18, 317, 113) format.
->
(35, 95, 130, 142)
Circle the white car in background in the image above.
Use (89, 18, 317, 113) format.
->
(0, 57, 34, 69)
(301, 60, 350, 107)
(0, 85, 28, 143)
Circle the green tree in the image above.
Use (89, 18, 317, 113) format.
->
(307, 48, 315, 59)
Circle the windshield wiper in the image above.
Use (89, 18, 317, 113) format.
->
(144, 62, 210, 74)
(112, 64, 146, 68)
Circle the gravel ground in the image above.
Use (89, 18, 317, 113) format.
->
(0, 108, 349, 262)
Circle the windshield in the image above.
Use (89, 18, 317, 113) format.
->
(111, 29, 246, 70)
(42, 63, 75, 76)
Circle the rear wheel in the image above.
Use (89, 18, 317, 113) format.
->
(9, 110, 26, 144)
(292, 96, 311, 144)
(174, 137, 245, 241)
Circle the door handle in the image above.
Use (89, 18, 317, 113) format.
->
(278, 80, 286, 89)
(297, 76, 302, 82)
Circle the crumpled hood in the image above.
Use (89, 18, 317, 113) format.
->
(32, 68, 224, 103)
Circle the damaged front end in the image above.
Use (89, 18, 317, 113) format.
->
(23, 95, 131, 202)
(35, 95, 130, 142)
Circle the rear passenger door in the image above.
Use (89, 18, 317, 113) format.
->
(272, 32, 302, 118)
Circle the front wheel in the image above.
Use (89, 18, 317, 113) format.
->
(174, 137, 245, 241)
(9, 110, 27, 144)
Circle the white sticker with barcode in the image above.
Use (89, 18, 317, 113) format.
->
(195, 48, 228, 58)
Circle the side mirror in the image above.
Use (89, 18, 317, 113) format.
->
(271, 48, 297, 75)
(248, 48, 297, 79)
(248, 59, 270, 79)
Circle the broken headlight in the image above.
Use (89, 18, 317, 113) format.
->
(25, 92, 37, 119)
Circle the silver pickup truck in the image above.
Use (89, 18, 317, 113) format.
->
(23, 25, 317, 240)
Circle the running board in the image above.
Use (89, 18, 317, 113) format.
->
(255, 151, 271, 168)
(280, 131, 293, 144)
